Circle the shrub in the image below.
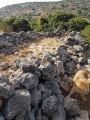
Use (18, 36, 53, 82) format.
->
(68, 17, 89, 31)
(81, 25, 90, 44)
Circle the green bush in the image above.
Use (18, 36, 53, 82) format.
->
(68, 17, 89, 31)
(81, 25, 90, 44)
(0, 18, 31, 32)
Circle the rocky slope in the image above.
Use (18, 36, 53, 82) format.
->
(0, 0, 90, 20)
(0, 31, 90, 120)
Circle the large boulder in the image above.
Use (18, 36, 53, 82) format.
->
(4, 89, 31, 120)
(41, 95, 59, 117)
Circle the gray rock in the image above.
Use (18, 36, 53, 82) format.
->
(38, 62, 55, 79)
(19, 31, 26, 36)
(13, 58, 21, 69)
(78, 57, 87, 64)
(52, 105, 66, 120)
(19, 60, 41, 77)
(41, 95, 59, 117)
(9, 70, 23, 89)
(64, 96, 80, 117)
(25, 108, 35, 120)
(27, 55, 41, 67)
(44, 81, 61, 97)
(4, 89, 31, 120)
(38, 83, 46, 93)
(0, 83, 14, 99)
(36, 109, 42, 120)
(74, 111, 89, 120)
(43, 51, 54, 64)
(64, 36, 78, 46)
(73, 45, 84, 53)
(65, 61, 76, 74)
(0, 62, 9, 70)
(30, 87, 38, 106)
(20, 73, 39, 90)
(42, 115, 48, 120)
(0, 74, 9, 84)
(37, 90, 41, 102)
(0, 114, 5, 120)
(41, 89, 52, 102)
(0, 39, 12, 47)
(54, 46, 69, 62)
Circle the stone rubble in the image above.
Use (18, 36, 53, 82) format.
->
(0, 31, 90, 120)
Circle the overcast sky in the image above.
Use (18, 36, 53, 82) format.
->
(0, 0, 60, 8)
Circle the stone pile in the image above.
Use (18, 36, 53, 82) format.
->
(0, 31, 44, 55)
(0, 31, 90, 120)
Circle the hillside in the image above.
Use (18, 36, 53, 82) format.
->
(0, 0, 90, 20)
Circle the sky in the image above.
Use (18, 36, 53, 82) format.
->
(0, 0, 60, 8)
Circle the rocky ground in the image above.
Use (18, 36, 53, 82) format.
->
(0, 30, 90, 120)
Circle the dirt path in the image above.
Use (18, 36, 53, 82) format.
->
(0, 37, 60, 75)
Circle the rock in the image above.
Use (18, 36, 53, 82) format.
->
(0, 62, 9, 70)
(44, 81, 61, 97)
(36, 109, 42, 120)
(20, 73, 39, 90)
(9, 70, 23, 89)
(13, 58, 21, 69)
(0, 99, 2, 107)
(19, 60, 41, 77)
(0, 39, 12, 47)
(0, 74, 9, 84)
(43, 51, 54, 64)
(52, 105, 66, 120)
(79, 110, 89, 120)
(59, 81, 70, 92)
(65, 61, 76, 74)
(25, 108, 35, 120)
(0, 83, 14, 99)
(27, 55, 41, 67)
(41, 95, 59, 117)
(19, 31, 26, 36)
(0, 114, 5, 120)
(30, 87, 38, 106)
(38, 83, 46, 93)
(64, 96, 80, 117)
(41, 89, 52, 102)
(54, 46, 69, 62)
(78, 57, 87, 64)
(38, 62, 55, 79)
(4, 89, 31, 120)
(70, 31, 76, 37)
(73, 45, 84, 53)
(64, 36, 78, 46)
(42, 115, 48, 120)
